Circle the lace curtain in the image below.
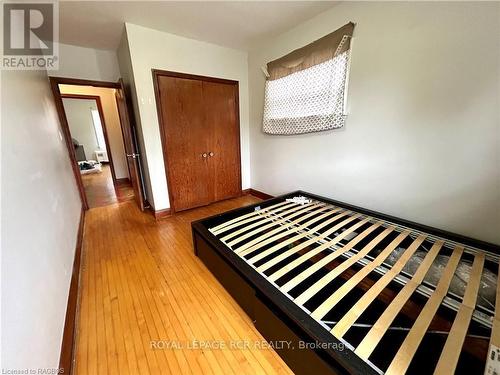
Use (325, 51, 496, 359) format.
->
(263, 22, 354, 135)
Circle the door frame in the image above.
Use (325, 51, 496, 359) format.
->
(60, 93, 119, 184)
(115, 79, 146, 211)
(49, 76, 133, 210)
(152, 69, 242, 213)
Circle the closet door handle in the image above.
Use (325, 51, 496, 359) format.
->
(209, 152, 214, 157)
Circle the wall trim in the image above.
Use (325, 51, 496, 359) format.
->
(243, 188, 274, 200)
(59, 207, 85, 374)
(116, 177, 131, 185)
(150, 189, 273, 221)
(150, 207, 172, 220)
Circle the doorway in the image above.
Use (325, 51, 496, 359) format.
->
(50, 77, 145, 210)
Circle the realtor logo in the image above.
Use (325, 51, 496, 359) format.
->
(2, 1, 58, 70)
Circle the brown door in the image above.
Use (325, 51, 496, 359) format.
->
(115, 79, 145, 211)
(154, 71, 241, 212)
(203, 81, 241, 202)
(157, 75, 212, 211)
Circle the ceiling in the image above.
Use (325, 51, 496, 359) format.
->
(59, 1, 336, 51)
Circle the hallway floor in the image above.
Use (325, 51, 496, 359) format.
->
(81, 164, 134, 208)
(75, 196, 292, 374)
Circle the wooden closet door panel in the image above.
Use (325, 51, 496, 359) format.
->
(158, 76, 211, 211)
(203, 81, 241, 201)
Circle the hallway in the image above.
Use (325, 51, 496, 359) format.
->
(75, 196, 292, 375)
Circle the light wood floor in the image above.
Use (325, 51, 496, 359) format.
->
(81, 164, 134, 208)
(75, 196, 293, 375)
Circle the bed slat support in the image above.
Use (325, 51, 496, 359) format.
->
(212, 201, 296, 235)
(384, 246, 464, 375)
(331, 234, 427, 337)
(256, 213, 362, 273)
(277, 221, 380, 290)
(434, 252, 484, 374)
(483, 262, 500, 375)
(355, 240, 444, 359)
(236, 207, 344, 257)
(207, 195, 496, 375)
(294, 227, 395, 306)
(223, 203, 326, 244)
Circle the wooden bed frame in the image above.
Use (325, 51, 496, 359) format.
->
(191, 191, 500, 374)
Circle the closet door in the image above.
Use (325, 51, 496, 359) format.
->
(203, 81, 241, 201)
(157, 76, 211, 211)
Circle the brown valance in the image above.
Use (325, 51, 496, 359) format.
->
(266, 22, 355, 81)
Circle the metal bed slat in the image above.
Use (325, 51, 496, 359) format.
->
(433, 252, 484, 375)
(212, 202, 297, 235)
(221, 202, 322, 243)
(355, 240, 444, 360)
(384, 246, 464, 375)
(277, 220, 380, 290)
(256, 214, 362, 273)
(210, 200, 292, 232)
(311, 231, 412, 320)
(225, 203, 327, 246)
(246, 211, 351, 264)
(331, 234, 427, 338)
(267, 218, 376, 289)
(294, 227, 395, 306)
(236, 207, 344, 257)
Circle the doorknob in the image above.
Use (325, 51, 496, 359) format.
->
(201, 153, 207, 158)
(209, 152, 214, 157)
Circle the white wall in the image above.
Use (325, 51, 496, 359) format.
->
(56, 43, 120, 82)
(63, 97, 100, 158)
(248, 2, 500, 244)
(59, 85, 130, 179)
(1, 70, 82, 369)
(123, 23, 251, 210)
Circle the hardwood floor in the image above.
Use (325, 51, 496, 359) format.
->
(75, 196, 292, 375)
(81, 164, 134, 208)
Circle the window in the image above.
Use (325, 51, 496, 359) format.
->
(262, 22, 354, 135)
(90, 109, 106, 150)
